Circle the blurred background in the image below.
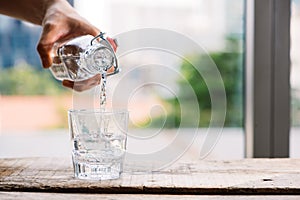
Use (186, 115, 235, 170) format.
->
(0, 0, 299, 159)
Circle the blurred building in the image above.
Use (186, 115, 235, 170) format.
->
(0, 16, 41, 68)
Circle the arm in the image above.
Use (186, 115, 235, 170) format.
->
(0, 0, 48, 25)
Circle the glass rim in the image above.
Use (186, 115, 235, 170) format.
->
(68, 108, 128, 115)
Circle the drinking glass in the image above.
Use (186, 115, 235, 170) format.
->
(68, 109, 128, 180)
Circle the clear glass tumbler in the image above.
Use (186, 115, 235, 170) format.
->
(68, 109, 128, 180)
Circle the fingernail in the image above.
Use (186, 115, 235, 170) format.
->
(42, 58, 51, 68)
(62, 80, 74, 88)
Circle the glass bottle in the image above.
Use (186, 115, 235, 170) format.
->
(49, 32, 119, 81)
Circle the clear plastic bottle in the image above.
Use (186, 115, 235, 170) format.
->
(49, 32, 119, 81)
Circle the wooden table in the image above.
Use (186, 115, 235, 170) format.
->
(0, 157, 300, 199)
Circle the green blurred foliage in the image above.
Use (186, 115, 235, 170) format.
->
(151, 40, 243, 128)
(0, 64, 68, 95)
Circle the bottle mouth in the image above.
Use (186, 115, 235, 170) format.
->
(91, 46, 115, 72)
(87, 33, 120, 76)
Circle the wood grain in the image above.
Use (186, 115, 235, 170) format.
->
(0, 157, 300, 195)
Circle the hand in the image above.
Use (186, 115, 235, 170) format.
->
(62, 74, 101, 92)
(37, 0, 117, 91)
(37, 0, 99, 69)
(62, 66, 116, 92)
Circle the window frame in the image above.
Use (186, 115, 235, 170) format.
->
(245, 0, 291, 158)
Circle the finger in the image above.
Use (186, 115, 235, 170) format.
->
(37, 23, 62, 68)
(37, 38, 53, 68)
(62, 74, 101, 92)
(73, 74, 101, 92)
(62, 79, 74, 89)
(75, 75, 101, 91)
(108, 65, 116, 74)
(106, 37, 117, 52)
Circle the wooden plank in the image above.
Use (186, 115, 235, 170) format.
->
(1, 192, 300, 200)
(1, 158, 300, 194)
